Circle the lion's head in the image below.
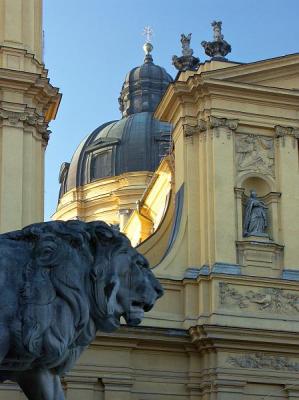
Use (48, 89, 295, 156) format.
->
(84, 221, 163, 332)
(0, 220, 163, 372)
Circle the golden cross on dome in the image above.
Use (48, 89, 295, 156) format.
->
(143, 26, 153, 43)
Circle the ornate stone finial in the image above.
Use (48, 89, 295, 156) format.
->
(142, 26, 154, 63)
(172, 33, 200, 72)
(201, 20, 231, 60)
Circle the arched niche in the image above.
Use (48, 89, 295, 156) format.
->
(237, 173, 275, 196)
(235, 175, 281, 242)
(242, 176, 271, 197)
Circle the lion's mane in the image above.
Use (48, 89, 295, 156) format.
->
(2, 220, 133, 375)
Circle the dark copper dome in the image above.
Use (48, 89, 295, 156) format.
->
(58, 44, 173, 201)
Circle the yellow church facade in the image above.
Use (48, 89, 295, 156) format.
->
(55, 42, 299, 400)
(121, 52, 299, 399)
(1, 2, 299, 399)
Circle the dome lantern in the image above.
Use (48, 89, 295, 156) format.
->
(118, 34, 172, 118)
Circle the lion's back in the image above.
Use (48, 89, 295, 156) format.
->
(0, 239, 30, 321)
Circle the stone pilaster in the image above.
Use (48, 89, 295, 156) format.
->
(182, 121, 202, 266)
(275, 125, 299, 268)
(208, 116, 238, 266)
(234, 187, 245, 241)
(182, 116, 239, 267)
(263, 191, 281, 242)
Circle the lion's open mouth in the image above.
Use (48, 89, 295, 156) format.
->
(132, 300, 153, 312)
(124, 301, 147, 326)
(131, 300, 145, 308)
(125, 313, 143, 326)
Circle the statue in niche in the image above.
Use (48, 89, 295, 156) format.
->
(243, 190, 268, 237)
(0, 220, 163, 400)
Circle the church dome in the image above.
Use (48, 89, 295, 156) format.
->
(59, 112, 172, 197)
(58, 42, 173, 201)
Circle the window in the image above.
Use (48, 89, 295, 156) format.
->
(90, 148, 113, 180)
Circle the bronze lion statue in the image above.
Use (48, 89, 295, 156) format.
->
(0, 220, 163, 399)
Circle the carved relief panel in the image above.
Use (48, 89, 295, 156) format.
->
(227, 352, 299, 372)
(219, 282, 299, 315)
(235, 134, 275, 177)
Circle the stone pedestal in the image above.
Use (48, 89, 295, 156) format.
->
(236, 238, 283, 277)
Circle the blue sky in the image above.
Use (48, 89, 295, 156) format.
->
(43, 0, 299, 220)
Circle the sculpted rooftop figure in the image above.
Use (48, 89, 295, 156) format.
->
(201, 20, 232, 60)
(212, 20, 224, 41)
(172, 32, 200, 72)
(243, 190, 268, 237)
(0, 220, 163, 400)
(181, 33, 193, 57)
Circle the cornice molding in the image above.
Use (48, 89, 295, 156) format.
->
(0, 67, 61, 122)
(199, 77, 299, 100)
(198, 52, 299, 81)
(189, 324, 299, 348)
(156, 72, 299, 125)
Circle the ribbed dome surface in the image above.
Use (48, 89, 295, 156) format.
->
(118, 55, 173, 117)
(59, 112, 172, 198)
